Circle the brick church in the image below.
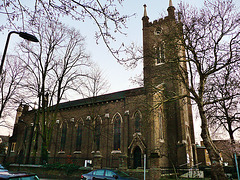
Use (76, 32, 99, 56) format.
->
(7, 0, 196, 171)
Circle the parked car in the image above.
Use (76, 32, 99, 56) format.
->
(0, 171, 39, 180)
(81, 169, 138, 180)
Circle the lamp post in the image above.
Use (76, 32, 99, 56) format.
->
(0, 31, 39, 76)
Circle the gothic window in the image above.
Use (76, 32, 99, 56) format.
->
(60, 122, 67, 151)
(113, 114, 121, 150)
(11, 142, 16, 152)
(154, 43, 165, 65)
(95, 117, 101, 151)
(75, 123, 82, 151)
(134, 111, 141, 132)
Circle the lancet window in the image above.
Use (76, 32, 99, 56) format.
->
(113, 114, 121, 150)
(75, 123, 83, 151)
(95, 117, 101, 151)
(154, 43, 165, 65)
(60, 122, 67, 151)
(134, 111, 141, 132)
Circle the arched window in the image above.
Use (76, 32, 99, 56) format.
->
(60, 122, 67, 151)
(154, 43, 165, 65)
(113, 114, 121, 150)
(76, 123, 83, 151)
(95, 117, 101, 151)
(134, 111, 141, 132)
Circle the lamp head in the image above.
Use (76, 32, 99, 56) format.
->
(19, 32, 39, 42)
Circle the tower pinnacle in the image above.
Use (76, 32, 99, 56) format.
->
(167, 0, 175, 18)
(142, 4, 149, 26)
(143, 4, 147, 17)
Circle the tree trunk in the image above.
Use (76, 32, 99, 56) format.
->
(40, 140, 48, 164)
(198, 105, 227, 180)
(227, 118, 235, 144)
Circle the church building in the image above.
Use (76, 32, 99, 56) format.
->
(7, 0, 196, 173)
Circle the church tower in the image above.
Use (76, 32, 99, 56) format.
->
(142, 1, 196, 168)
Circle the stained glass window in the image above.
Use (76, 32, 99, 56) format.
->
(113, 114, 121, 150)
(76, 123, 82, 151)
(135, 111, 141, 132)
(60, 122, 67, 151)
(95, 118, 101, 151)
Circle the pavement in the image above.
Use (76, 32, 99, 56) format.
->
(39, 177, 80, 180)
(40, 179, 79, 180)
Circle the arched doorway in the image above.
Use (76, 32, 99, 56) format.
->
(133, 146, 142, 168)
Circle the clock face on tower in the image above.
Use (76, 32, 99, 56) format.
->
(154, 27, 162, 35)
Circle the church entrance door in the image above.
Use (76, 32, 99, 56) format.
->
(133, 146, 142, 168)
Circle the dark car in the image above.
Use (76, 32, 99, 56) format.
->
(81, 169, 138, 180)
(0, 165, 7, 172)
(0, 171, 39, 180)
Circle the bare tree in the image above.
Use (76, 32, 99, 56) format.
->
(0, 0, 133, 62)
(79, 64, 110, 98)
(174, 0, 240, 178)
(17, 12, 91, 163)
(130, 72, 144, 87)
(0, 56, 25, 130)
(205, 65, 240, 145)
(77, 65, 111, 155)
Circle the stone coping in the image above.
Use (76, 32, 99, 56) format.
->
(10, 164, 42, 168)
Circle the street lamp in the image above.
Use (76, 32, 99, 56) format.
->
(0, 31, 39, 76)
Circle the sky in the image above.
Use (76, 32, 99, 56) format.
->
(0, 0, 207, 94)
(0, 0, 240, 141)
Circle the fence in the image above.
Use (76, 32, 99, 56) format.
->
(6, 155, 240, 179)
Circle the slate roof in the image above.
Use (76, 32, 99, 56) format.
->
(57, 87, 145, 110)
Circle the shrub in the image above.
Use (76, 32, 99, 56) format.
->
(43, 163, 80, 175)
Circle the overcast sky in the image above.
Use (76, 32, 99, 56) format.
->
(0, 0, 239, 140)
